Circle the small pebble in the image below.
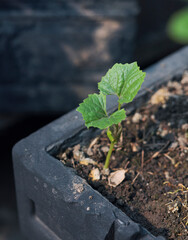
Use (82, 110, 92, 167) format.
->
(132, 112, 142, 123)
(150, 88, 170, 105)
(73, 149, 84, 161)
(169, 142, 178, 150)
(182, 123, 188, 131)
(87, 148, 93, 156)
(79, 158, 97, 166)
(101, 146, 110, 153)
(101, 168, 110, 176)
(178, 136, 187, 147)
(73, 144, 80, 151)
(164, 171, 170, 180)
(160, 129, 168, 137)
(167, 81, 183, 95)
(89, 168, 100, 181)
(130, 142, 141, 152)
(181, 71, 188, 85)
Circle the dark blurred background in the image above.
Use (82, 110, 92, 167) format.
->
(0, 0, 187, 239)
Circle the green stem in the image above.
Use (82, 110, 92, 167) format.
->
(104, 141, 115, 169)
(104, 101, 122, 169)
(118, 102, 121, 111)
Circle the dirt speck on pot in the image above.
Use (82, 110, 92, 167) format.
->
(52, 188, 58, 194)
(72, 182, 84, 194)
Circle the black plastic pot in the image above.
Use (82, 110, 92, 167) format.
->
(13, 47, 188, 240)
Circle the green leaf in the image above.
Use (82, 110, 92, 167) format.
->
(76, 93, 126, 129)
(98, 62, 146, 105)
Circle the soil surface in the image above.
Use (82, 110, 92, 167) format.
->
(57, 73, 188, 240)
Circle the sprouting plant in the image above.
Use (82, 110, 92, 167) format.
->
(77, 62, 146, 169)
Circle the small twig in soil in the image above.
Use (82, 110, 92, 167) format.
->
(164, 153, 175, 165)
(145, 141, 170, 164)
(158, 161, 162, 168)
(131, 172, 140, 185)
(182, 146, 188, 151)
(88, 137, 99, 149)
(124, 161, 130, 170)
(181, 221, 187, 231)
(175, 161, 182, 168)
(71, 158, 76, 168)
(100, 137, 109, 141)
(141, 150, 144, 171)
(163, 181, 176, 188)
(182, 216, 188, 227)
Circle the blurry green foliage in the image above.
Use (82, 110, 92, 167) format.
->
(167, 7, 188, 44)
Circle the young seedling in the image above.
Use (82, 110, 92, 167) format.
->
(77, 62, 146, 169)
